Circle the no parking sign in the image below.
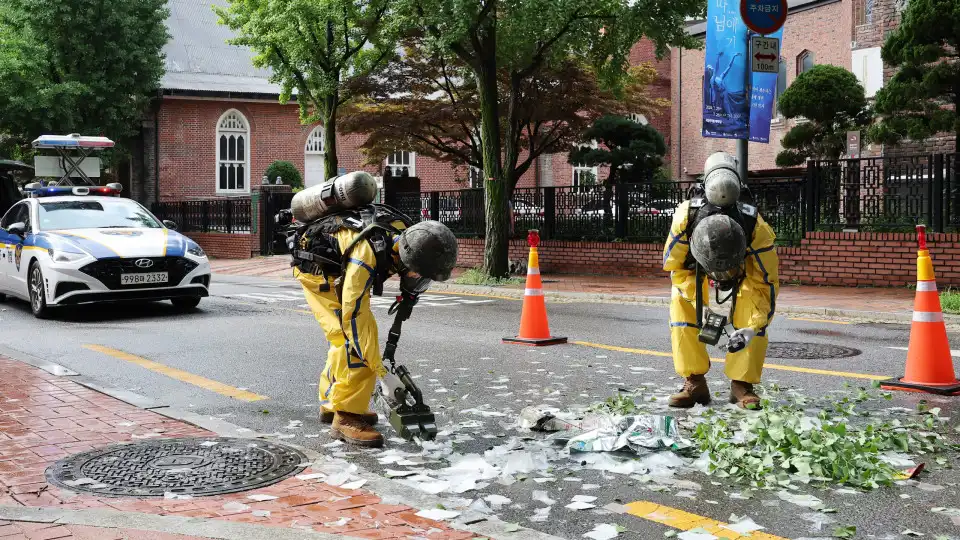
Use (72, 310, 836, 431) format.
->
(740, 0, 788, 34)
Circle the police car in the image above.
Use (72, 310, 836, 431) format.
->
(0, 184, 211, 318)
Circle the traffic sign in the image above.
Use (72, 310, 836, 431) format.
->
(751, 36, 780, 73)
(740, 0, 788, 35)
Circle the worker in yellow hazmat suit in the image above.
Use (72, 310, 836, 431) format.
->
(292, 206, 457, 447)
(661, 152, 779, 409)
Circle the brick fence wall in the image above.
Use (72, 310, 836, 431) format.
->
(188, 233, 254, 259)
(456, 232, 960, 288)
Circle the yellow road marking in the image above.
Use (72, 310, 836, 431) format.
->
(84, 344, 269, 402)
(573, 340, 889, 381)
(429, 289, 521, 301)
(788, 317, 852, 325)
(625, 500, 789, 540)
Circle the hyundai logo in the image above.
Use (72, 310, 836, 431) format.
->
(134, 258, 154, 269)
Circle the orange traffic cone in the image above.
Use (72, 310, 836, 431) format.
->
(502, 230, 567, 346)
(881, 225, 960, 395)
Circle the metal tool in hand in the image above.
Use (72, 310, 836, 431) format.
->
(378, 292, 438, 442)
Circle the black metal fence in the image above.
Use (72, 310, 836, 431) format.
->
(396, 179, 805, 245)
(151, 198, 252, 234)
(806, 153, 960, 232)
(149, 152, 959, 250)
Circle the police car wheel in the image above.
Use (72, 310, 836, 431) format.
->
(28, 262, 51, 319)
(170, 296, 201, 310)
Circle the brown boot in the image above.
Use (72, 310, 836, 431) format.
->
(668, 374, 711, 408)
(320, 406, 378, 425)
(729, 381, 762, 410)
(330, 412, 385, 448)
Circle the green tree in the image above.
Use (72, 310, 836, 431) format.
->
(0, 0, 169, 155)
(264, 160, 304, 189)
(216, 0, 395, 180)
(868, 0, 960, 152)
(775, 64, 871, 166)
(393, 0, 702, 278)
(568, 115, 666, 227)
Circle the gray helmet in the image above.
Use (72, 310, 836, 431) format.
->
(399, 220, 458, 282)
(689, 214, 747, 284)
(703, 152, 741, 208)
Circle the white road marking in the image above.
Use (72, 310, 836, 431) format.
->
(886, 346, 960, 357)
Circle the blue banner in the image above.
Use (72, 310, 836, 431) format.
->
(702, 0, 783, 143)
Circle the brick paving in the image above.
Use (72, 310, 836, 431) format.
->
(211, 258, 916, 315)
(0, 357, 474, 540)
(0, 521, 208, 540)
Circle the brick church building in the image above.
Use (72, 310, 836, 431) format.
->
(131, 0, 672, 208)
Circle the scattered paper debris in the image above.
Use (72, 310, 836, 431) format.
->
(324, 517, 351, 527)
(163, 492, 192, 500)
(296, 473, 325, 481)
(583, 523, 621, 540)
(572, 495, 598, 503)
(530, 506, 552, 522)
(247, 494, 278, 502)
(721, 516, 764, 534)
(677, 530, 718, 540)
(341, 479, 367, 490)
(532, 491, 556, 505)
(566, 501, 597, 510)
(415, 508, 461, 521)
(252, 510, 271, 518)
(199, 441, 218, 447)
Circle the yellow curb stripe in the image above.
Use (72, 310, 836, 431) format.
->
(625, 501, 789, 540)
(787, 317, 852, 325)
(84, 344, 269, 402)
(572, 340, 889, 381)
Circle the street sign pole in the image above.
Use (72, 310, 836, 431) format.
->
(737, 0, 788, 182)
(736, 30, 751, 183)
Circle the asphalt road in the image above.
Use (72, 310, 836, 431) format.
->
(1, 273, 959, 540)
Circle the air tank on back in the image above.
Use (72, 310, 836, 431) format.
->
(291, 171, 378, 223)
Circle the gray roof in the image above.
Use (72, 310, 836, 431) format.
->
(161, 0, 281, 95)
(685, 0, 830, 36)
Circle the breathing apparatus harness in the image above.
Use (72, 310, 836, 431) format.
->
(683, 183, 759, 352)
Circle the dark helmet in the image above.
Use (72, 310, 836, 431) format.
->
(398, 220, 458, 281)
(689, 214, 747, 284)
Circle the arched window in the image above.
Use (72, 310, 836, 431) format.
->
(572, 141, 599, 193)
(385, 151, 416, 177)
(304, 125, 325, 188)
(216, 110, 250, 194)
(797, 50, 815, 75)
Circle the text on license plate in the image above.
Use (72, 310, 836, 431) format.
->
(120, 272, 169, 285)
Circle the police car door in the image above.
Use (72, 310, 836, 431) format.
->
(0, 202, 29, 294)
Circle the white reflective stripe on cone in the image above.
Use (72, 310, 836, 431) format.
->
(914, 311, 944, 323)
(525, 288, 544, 296)
(916, 281, 938, 292)
(527, 267, 540, 275)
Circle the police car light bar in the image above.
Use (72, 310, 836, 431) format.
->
(24, 184, 122, 197)
(31, 134, 115, 150)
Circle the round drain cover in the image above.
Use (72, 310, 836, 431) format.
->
(46, 437, 307, 497)
(766, 342, 861, 359)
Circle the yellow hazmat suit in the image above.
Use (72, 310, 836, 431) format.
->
(662, 200, 779, 383)
(295, 222, 405, 415)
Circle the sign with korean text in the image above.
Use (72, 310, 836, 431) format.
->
(740, 0, 788, 35)
(847, 131, 861, 158)
(751, 37, 779, 73)
(702, 0, 785, 143)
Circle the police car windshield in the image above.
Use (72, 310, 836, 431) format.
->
(38, 199, 162, 231)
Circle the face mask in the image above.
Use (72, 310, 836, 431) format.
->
(708, 265, 744, 289)
(400, 271, 432, 296)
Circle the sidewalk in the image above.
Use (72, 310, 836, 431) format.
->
(211, 258, 916, 318)
(0, 356, 480, 540)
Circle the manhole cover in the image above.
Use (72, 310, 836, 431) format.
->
(46, 437, 307, 497)
(766, 342, 861, 359)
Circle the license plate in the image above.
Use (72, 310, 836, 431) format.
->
(120, 272, 169, 286)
